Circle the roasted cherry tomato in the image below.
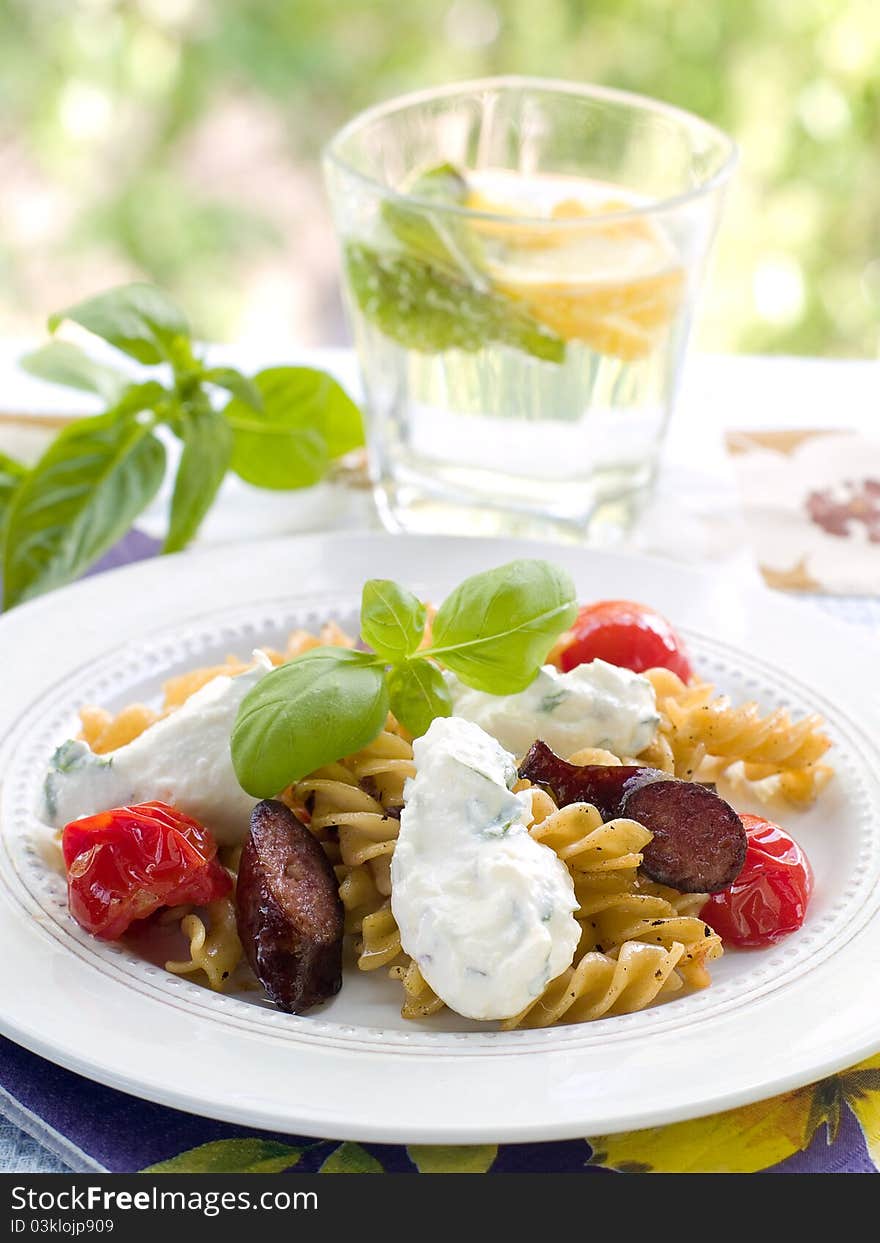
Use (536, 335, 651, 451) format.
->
(62, 801, 231, 940)
(700, 814, 813, 948)
(556, 599, 693, 681)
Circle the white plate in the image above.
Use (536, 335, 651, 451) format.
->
(1, 532, 879, 1143)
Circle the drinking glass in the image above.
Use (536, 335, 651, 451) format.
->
(324, 77, 736, 541)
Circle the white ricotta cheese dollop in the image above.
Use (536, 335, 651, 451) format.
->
(446, 658, 659, 759)
(42, 652, 272, 844)
(390, 716, 580, 1021)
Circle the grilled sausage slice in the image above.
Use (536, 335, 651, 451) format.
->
(235, 799, 343, 1012)
(621, 779, 747, 893)
(518, 740, 666, 820)
(519, 740, 746, 893)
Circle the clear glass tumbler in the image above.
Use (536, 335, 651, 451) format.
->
(324, 77, 736, 542)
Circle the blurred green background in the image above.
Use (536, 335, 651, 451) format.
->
(1, 0, 878, 356)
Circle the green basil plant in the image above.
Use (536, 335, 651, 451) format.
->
(0, 283, 364, 609)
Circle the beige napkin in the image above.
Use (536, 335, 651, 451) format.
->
(727, 429, 880, 595)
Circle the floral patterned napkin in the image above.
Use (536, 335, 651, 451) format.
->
(1, 1035, 878, 1174)
(726, 430, 880, 595)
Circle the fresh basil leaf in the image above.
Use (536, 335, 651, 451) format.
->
(48, 283, 190, 366)
(165, 334, 199, 378)
(105, 380, 169, 421)
(276, 367, 363, 459)
(240, 367, 363, 457)
(388, 658, 452, 738)
(361, 578, 426, 662)
(231, 647, 389, 797)
(2, 414, 166, 608)
(224, 366, 363, 489)
(345, 243, 565, 364)
(0, 452, 26, 500)
(227, 414, 327, 490)
(0, 452, 26, 539)
(20, 341, 128, 404)
(427, 559, 578, 694)
(382, 162, 479, 275)
(164, 404, 233, 554)
(203, 367, 263, 412)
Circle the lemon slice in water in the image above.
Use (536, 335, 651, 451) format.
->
(466, 176, 684, 360)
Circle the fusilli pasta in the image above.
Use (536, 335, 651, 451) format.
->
(71, 617, 830, 1022)
(291, 730, 411, 973)
(502, 940, 685, 1028)
(165, 896, 244, 990)
(295, 727, 723, 1027)
(640, 667, 833, 807)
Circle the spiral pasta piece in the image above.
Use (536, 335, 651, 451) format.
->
(333, 865, 377, 934)
(524, 797, 722, 983)
(165, 897, 243, 991)
(502, 940, 685, 1029)
(162, 657, 251, 712)
(335, 862, 383, 934)
(528, 802, 651, 874)
(579, 891, 721, 982)
(358, 904, 403, 970)
(292, 728, 413, 974)
(641, 667, 833, 805)
(566, 747, 625, 767)
(78, 703, 161, 754)
(391, 961, 445, 1019)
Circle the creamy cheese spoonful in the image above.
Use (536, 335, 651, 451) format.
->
(446, 658, 659, 759)
(42, 652, 272, 844)
(391, 716, 580, 1021)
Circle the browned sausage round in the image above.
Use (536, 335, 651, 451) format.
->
(621, 779, 747, 893)
(518, 740, 665, 820)
(519, 740, 747, 893)
(235, 799, 343, 1012)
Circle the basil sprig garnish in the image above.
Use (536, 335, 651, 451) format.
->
(426, 559, 577, 694)
(359, 579, 426, 663)
(346, 243, 565, 364)
(0, 452, 26, 536)
(381, 162, 479, 276)
(347, 160, 566, 365)
(231, 559, 577, 797)
(232, 648, 391, 801)
(3, 283, 364, 609)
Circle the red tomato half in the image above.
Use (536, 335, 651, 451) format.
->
(62, 801, 231, 940)
(700, 814, 813, 948)
(556, 600, 693, 681)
